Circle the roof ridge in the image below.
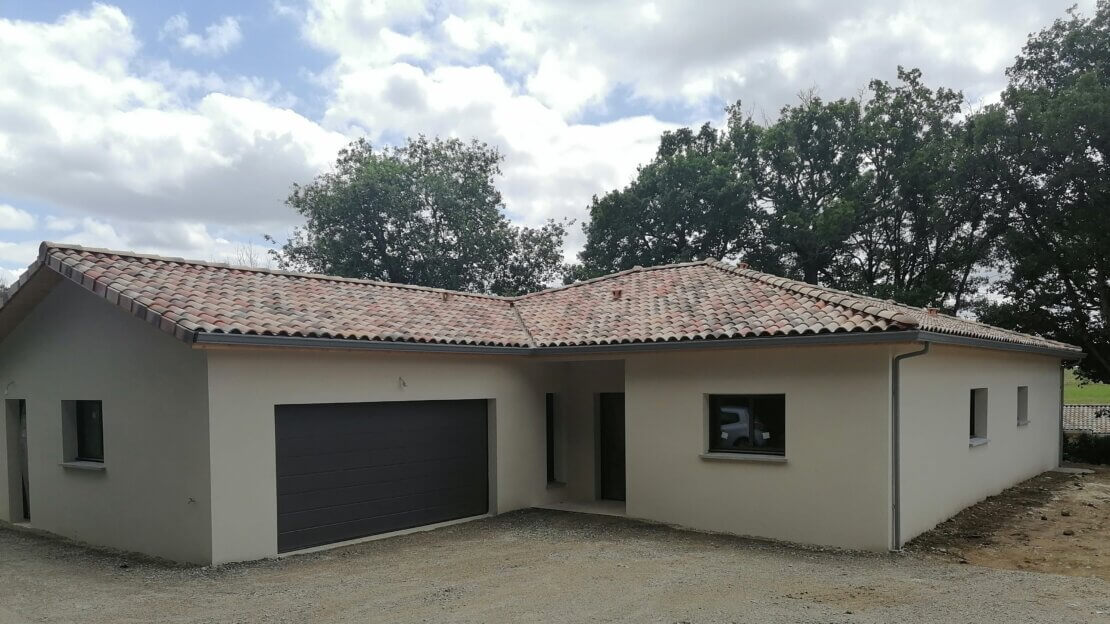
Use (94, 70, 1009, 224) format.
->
(511, 259, 714, 301)
(704, 260, 920, 328)
(39, 242, 510, 303)
(508, 301, 536, 347)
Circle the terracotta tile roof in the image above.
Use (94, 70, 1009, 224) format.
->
(22, 243, 531, 346)
(1063, 405, 1110, 434)
(0, 243, 1083, 356)
(513, 261, 918, 346)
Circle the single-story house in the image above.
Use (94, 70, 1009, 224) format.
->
(0, 242, 1083, 565)
(1063, 404, 1110, 435)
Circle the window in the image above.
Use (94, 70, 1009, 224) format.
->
(62, 400, 104, 463)
(75, 401, 104, 462)
(1017, 386, 1029, 426)
(969, 388, 988, 445)
(545, 393, 556, 483)
(707, 394, 785, 456)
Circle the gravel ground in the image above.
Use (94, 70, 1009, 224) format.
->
(1, 509, 1108, 624)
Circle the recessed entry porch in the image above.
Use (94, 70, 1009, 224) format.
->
(534, 359, 627, 517)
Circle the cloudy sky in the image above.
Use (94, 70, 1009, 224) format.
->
(0, 0, 1095, 284)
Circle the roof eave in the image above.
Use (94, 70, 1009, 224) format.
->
(191, 329, 1085, 359)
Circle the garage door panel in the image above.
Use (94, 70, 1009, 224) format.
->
(277, 458, 484, 512)
(278, 497, 488, 551)
(278, 483, 488, 533)
(277, 454, 471, 495)
(277, 419, 483, 458)
(275, 399, 488, 553)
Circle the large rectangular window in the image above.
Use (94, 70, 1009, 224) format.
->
(707, 394, 785, 456)
(970, 388, 988, 445)
(75, 400, 104, 462)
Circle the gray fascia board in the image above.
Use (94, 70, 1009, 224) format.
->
(193, 329, 919, 354)
(192, 328, 1084, 359)
(531, 330, 916, 354)
(913, 331, 1084, 360)
(191, 332, 532, 355)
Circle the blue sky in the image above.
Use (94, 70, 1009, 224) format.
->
(0, 0, 1096, 283)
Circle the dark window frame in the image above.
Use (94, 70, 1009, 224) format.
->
(545, 393, 556, 483)
(706, 394, 786, 456)
(1016, 386, 1029, 426)
(75, 400, 104, 463)
(969, 388, 988, 441)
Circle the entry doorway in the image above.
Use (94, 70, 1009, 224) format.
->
(598, 393, 625, 501)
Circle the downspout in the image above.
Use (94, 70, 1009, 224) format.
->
(1059, 364, 1065, 467)
(891, 342, 930, 551)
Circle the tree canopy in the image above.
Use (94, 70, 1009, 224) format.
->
(977, 2, 1110, 382)
(571, 2, 1110, 380)
(273, 2, 1110, 381)
(270, 136, 566, 296)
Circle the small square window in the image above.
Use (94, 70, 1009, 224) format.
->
(63, 400, 104, 463)
(1017, 386, 1029, 426)
(707, 394, 785, 456)
(970, 388, 988, 444)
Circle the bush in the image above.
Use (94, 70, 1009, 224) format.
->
(1064, 432, 1110, 465)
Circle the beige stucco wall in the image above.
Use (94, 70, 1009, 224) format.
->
(622, 345, 894, 550)
(544, 359, 625, 503)
(204, 347, 564, 564)
(897, 344, 1061, 543)
(0, 280, 212, 563)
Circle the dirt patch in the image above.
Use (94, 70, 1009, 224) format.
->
(908, 465, 1110, 580)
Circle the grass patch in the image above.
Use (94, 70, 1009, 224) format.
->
(1065, 369, 1110, 405)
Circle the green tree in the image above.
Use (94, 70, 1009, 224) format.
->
(573, 115, 763, 279)
(837, 68, 1007, 313)
(979, 2, 1110, 382)
(756, 92, 865, 284)
(270, 136, 567, 296)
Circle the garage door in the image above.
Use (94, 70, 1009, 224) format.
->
(275, 400, 489, 553)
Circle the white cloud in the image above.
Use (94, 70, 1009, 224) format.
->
(0, 266, 22, 286)
(0, 240, 41, 266)
(0, 5, 348, 231)
(161, 14, 243, 57)
(44, 215, 78, 231)
(1, 0, 1101, 270)
(0, 216, 277, 277)
(319, 61, 672, 247)
(0, 204, 35, 230)
(296, 0, 1095, 257)
(526, 49, 607, 116)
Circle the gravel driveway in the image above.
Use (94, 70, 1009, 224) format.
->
(1, 509, 1108, 623)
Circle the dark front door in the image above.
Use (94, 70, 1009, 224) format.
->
(274, 399, 488, 553)
(17, 400, 28, 521)
(599, 393, 625, 501)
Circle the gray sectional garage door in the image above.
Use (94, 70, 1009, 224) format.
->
(275, 400, 489, 553)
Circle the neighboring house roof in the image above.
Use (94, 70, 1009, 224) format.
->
(1063, 405, 1110, 434)
(0, 242, 1084, 357)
